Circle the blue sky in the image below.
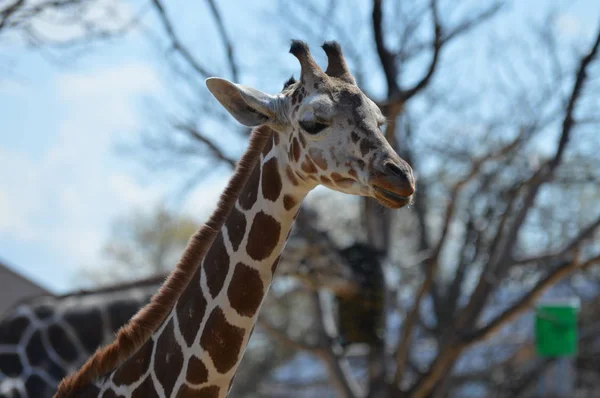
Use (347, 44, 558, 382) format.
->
(0, 0, 598, 293)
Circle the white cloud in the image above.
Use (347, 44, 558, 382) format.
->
(182, 175, 229, 222)
(108, 173, 163, 210)
(0, 148, 42, 241)
(555, 13, 582, 37)
(0, 61, 163, 290)
(18, 0, 135, 44)
(58, 63, 160, 102)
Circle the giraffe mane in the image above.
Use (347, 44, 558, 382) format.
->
(55, 126, 273, 397)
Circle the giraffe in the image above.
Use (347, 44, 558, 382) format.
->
(0, 227, 356, 398)
(54, 40, 415, 398)
(0, 276, 161, 398)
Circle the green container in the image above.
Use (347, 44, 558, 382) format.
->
(535, 298, 580, 358)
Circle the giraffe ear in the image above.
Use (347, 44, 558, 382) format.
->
(206, 77, 279, 127)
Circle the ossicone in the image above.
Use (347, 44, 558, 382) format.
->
(322, 40, 356, 85)
(289, 40, 327, 87)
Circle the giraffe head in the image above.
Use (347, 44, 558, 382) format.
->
(207, 40, 415, 208)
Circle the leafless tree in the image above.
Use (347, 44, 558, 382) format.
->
(4, 1, 600, 397)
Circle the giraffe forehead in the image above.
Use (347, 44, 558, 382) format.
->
(297, 94, 333, 120)
(292, 84, 377, 121)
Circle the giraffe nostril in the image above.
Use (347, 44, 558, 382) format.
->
(384, 161, 415, 195)
(385, 162, 405, 178)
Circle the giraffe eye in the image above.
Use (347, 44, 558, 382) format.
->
(299, 120, 328, 135)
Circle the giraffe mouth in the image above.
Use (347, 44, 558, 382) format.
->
(373, 186, 411, 208)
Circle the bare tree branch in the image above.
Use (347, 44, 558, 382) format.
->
(0, 0, 24, 31)
(393, 264, 434, 385)
(499, 22, 600, 266)
(396, 122, 527, 390)
(150, 0, 214, 78)
(466, 254, 600, 344)
(512, 215, 600, 266)
(260, 290, 364, 398)
(372, 0, 400, 96)
(398, 0, 442, 101)
(205, 0, 238, 81)
(173, 123, 237, 167)
(460, 23, 600, 328)
(312, 292, 363, 398)
(397, 2, 504, 61)
(433, 128, 526, 265)
(257, 318, 321, 352)
(377, 1, 504, 104)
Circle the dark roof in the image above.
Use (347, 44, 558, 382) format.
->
(0, 259, 51, 316)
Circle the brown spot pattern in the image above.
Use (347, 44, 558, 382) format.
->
(154, 319, 183, 397)
(295, 171, 307, 182)
(337, 179, 355, 188)
(283, 194, 297, 210)
(285, 165, 299, 186)
(329, 146, 336, 161)
(238, 163, 261, 210)
(351, 131, 360, 143)
(112, 339, 154, 386)
(301, 158, 318, 174)
(261, 157, 282, 201)
(178, 385, 220, 398)
(186, 355, 208, 385)
(131, 376, 159, 398)
(228, 262, 264, 317)
(309, 148, 327, 170)
(225, 206, 246, 252)
(262, 134, 273, 156)
(291, 138, 301, 162)
(360, 139, 377, 157)
(203, 232, 230, 298)
(331, 172, 343, 182)
(200, 308, 244, 374)
(320, 176, 332, 185)
(176, 269, 207, 346)
(273, 132, 280, 145)
(246, 211, 281, 261)
(348, 169, 358, 179)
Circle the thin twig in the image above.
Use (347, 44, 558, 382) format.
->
(459, 23, 600, 328)
(205, 0, 238, 81)
(257, 318, 320, 352)
(150, 0, 214, 78)
(466, 254, 600, 343)
(174, 123, 237, 167)
(398, 0, 442, 101)
(512, 216, 600, 266)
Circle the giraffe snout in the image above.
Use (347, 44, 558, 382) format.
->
(383, 160, 415, 195)
(370, 159, 415, 208)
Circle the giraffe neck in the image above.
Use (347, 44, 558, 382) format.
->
(92, 131, 314, 397)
